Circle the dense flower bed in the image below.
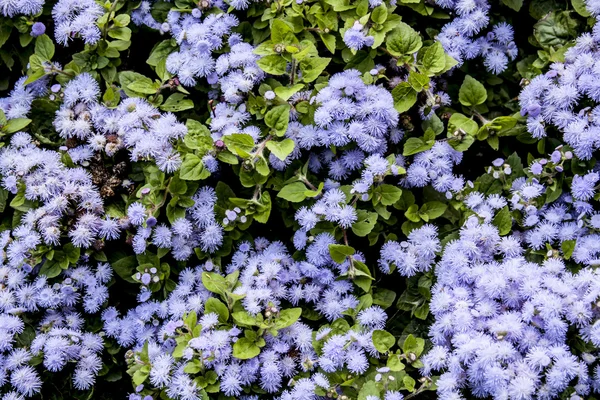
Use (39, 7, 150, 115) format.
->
(0, 0, 599, 399)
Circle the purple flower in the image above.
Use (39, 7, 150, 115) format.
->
(31, 22, 46, 37)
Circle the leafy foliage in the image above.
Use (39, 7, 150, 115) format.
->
(0, 0, 599, 399)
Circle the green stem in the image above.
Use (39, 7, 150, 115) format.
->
(290, 59, 297, 85)
(102, 0, 121, 39)
(252, 135, 272, 162)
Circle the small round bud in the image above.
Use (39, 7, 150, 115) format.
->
(31, 22, 46, 37)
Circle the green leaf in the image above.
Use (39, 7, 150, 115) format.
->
(352, 211, 378, 237)
(2, 118, 31, 134)
(371, 4, 388, 24)
(202, 272, 228, 295)
(255, 156, 270, 176)
(572, 0, 591, 16)
(490, 116, 518, 134)
(217, 151, 239, 165)
(448, 113, 478, 136)
(184, 311, 197, 329)
(147, 40, 177, 66)
(319, 33, 336, 54)
(561, 239, 576, 259)
(39, 260, 62, 278)
(403, 334, 425, 357)
(23, 68, 46, 86)
(266, 138, 294, 160)
(63, 243, 80, 263)
(132, 368, 149, 387)
(223, 133, 255, 157)
(127, 77, 157, 95)
(184, 119, 213, 151)
(502, 0, 523, 10)
(232, 311, 258, 327)
(179, 154, 210, 181)
(277, 182, 308, 202)
(391, 82, 417, 113)
(300, 57, 331, 82)
(373, 184, 402, 206)
(232, 338, 261, 360)
(408, 71, 429, 91)
(0, 188, 8, 213)
(257, 55, 288, 75)
(402, 136, 433, 156)
(160, 93, 194, 112)
(111, 255, 137, 283)
(271, 19, 296, 45)
(108, 27, 131, 41)
(459, 75, 487, 107)
(422, 114, 444, 135)
(387, 353, 406, 371)
(183, 360, 203, 374)
(372, 330, 395, 353)
(352, 260, 374, 292)
(273, 84, 304, 101)
(386, 22, 422, 56)
(404, 204, 421, 223)
(0, 24, 10, 48)
(35, 34, 54, 61)
(373, 288, 396, 309)
(253, 191, 272, 223)
(304, 182, 324, 198)
(324, 0, 356, 11)
(358, 381, 379, 400)
(403, 375, 416, 392)
(492, 206, 512, 236)
(274, 308, 302, 329)
(328, 244, 355, 264)
(204, 297, 229, 323)
(265, 105, 290, 136)
(420, 201, 447, 219)
(534, 11, 580, 50)
(419, 42, 446, 75)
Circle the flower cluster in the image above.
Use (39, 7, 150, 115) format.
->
(128, 187, 224, 259)
(310, 70, 399, 154)
(55, 73, 187, 172)
(0, 77, 47, 120)
(435, 0, 517, 73)
(1, 0, 599, 398)
(0, 257, 110, 397)
(0, 0, 43, 17)
(379, 224, 440, 276)
(519, 23, 600, 160)
(403, 142, 464, 196)
(343, 21, 375, 51)
(294, 188, 357, 235)
(422, 216, 600, 399)
(104, 238, 372, 399)
(52, 0, 104, 45)
(165, 11, 239, 87)
(0, 133, 114, 257)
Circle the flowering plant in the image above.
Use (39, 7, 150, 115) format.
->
(0, 0, 599, 399)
